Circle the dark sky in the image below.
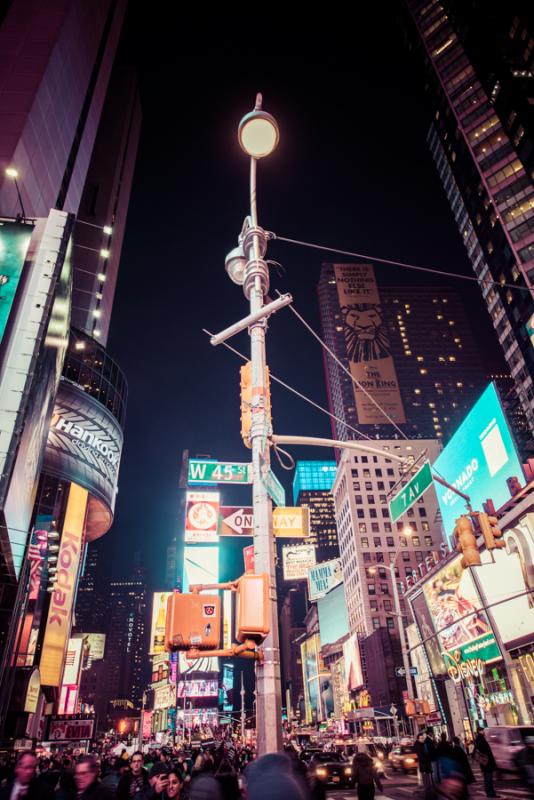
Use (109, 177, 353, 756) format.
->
(99, 7, 504, 586)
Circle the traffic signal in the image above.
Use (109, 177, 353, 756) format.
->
(477, 512, 505, 551)
(240, 361, 271, 449)
(165, 592, 221, 651)
(453, 515, 481, 568)
(235, 572, 270, 643)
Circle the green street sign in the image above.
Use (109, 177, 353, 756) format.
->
(261, 467, 286, 507)
(188, 459, 252, 485)
(389, 460, 433, 523)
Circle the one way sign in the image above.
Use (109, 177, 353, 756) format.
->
(395, 666, 418, 677)
(219, 507, 254, 537)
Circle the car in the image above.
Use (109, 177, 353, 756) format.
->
(299, 748, 323, 765)
(485, 725, 534, 773)
(309, 752, 354, 789)
(389, 745, 418, 774)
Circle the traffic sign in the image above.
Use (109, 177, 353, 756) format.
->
(219, 506, 309, 538)
(389, 461, 433, 522)
(188, 460, 252, 485)
(219, 507, 254, 536)
(261, 468, 286, 507)
(395, 666, 418, 677)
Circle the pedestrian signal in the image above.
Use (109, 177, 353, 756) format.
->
(454, 515, 481, 568)
(165, 593, 221, 651)
(478, 513, 505, 551)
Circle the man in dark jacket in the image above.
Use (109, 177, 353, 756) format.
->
(414, 733, 433, 800)
(474, 728, 499, 798)
(117, 754, 151, 800)
(352, 750, 382, 800)
(0, 751, 54, 800)
(74, 757, 113, 800)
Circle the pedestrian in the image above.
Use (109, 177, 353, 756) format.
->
(243, 754, 305, 800)
(516, 735, 534, 797)
(213, 761, 239, 800)
(163, 770, 183, 800)
(436, 733, 457, 780)
(414, 732, 433, 800)
(352, 748, 383, 800)
(189, 775, 222, 800)
(451, 737, 475, 787)
(473, 727, 499, 798)
(424, 728, 439, 784)
(73, 756, 114, 800)
(0, 751, 54, 800)
(148, 764, 170, 800)
(117, 753, 151, 800)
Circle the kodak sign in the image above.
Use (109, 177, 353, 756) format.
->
(40, 483, 88, 687)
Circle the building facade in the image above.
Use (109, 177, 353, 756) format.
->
(402, 0, 534, 451)
(318, 262, 490, 442)
(332, 439, 445, 637)
(293, 461, 339, 562)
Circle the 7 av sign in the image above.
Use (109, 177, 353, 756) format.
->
(389, 461, 433, 523)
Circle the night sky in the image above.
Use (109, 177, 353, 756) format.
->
(98, 8, 504, 587)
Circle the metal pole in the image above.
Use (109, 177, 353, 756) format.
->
(14, 177, 27, 221)
(243, 156, 283, 756)
(240, 672, 245, 742)
(390, 563, 415, 698)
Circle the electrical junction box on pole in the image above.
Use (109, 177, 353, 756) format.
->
(165, 593, 221, 651)
(389, 461, 433, 522)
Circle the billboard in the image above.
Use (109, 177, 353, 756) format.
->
(317, 584, 349, 647)
(62, 637, 83, 686)
(342, 633, 364, 691)
(308, 558, 342, 601)
(477, 547, 534, 649)
(150, 592, 173, 655)
(81, 633, 106, 669)
(0, 220, 32, 345)
(301, 634, 332, 722)
(433, 383, 524, 536)
(282, 544, 317, 581)
(48, 716, 95, 741)
(181, 545, 219, 673)
(44, 380, 123, 514)
(421, 555, 500, 666)
(177, 679, 218, 698)
(40, 484, 87, 687)
(334, 263, 405, 425)
(185, 492, 220, 543)
(221, 663, 233, 712)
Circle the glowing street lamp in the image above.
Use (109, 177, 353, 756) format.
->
(4, 166, 27, 221)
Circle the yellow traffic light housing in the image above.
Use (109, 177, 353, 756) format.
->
(235, 572, 270, 643)
(478, 512, 505, 551)
(240, 361, 271, 448)
(453, 515, 481, 568)
(165, 593, 221, 651)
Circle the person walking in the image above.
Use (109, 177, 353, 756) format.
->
(516, 735, 534, 797)
(451, 737, 475, 788)
(117, 753, 152, 800)
(473, 728, 499, 798)
(414, 732, 433, 800)
(73, 757, 114, 800)
(352, 749, 383, 800)
(0, 752, 54, 800)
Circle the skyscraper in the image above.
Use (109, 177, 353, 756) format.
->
(292, 461, 339, 561)
(401, 0, 534, 450)
(318, 262, 490, 442)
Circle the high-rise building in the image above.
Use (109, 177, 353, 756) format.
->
(332, 439, 445, 636)
(103, 570, 149, 711)
(401, 0, 534, 450)
(74, 544, 107, 634)
(319, 262, 490, 442)
(292, 461, 339, 562)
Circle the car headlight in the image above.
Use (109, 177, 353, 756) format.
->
(378, 752, 384, 760)
(344, 768, 352, 775)
(316, 768, 327, 777)
(404, 758, 415, 765)
(374, 759, 381, 769)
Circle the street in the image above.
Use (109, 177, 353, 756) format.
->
(326, 771, 531, 799)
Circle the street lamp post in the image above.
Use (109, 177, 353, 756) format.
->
(5, 167, 27, 220)
(227, 94, 283, 754)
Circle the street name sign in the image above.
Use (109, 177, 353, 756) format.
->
(395, 666, 418, 677)
(188, 460, 252, 485)
(261, 467, 286, 507)
(389, 461, 433, 523)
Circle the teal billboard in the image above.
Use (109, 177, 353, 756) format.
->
(0, 220, 32, 345)
(433, 383, 523, 536)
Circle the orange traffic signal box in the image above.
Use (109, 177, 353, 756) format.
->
(165, 593, 221, 651)
(235, 573, 270, 643)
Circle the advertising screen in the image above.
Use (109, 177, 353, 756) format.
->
(81, 634, 106, 669)
(334, 263, 405, 425)
(177, 679, 218, 698)
(44, 380, 123, 514)
(317, 584, 349, 646)
(342, 633, 364, 691)
(62, 637, 83, 686)
(433, 383, 524, 536)
(410, 591, 447, 676)
(181, 545, 219, 673)
(308, 558, 342, 601)
(422, 555, 500, 665)
(282, 544, 316, 581)
(477, 547, 534, 648)
(150, 592, 172, 655)
(0, 220, 32, 344)
(221, 663, 233, 711)
(185, 492, 220, 543)
(48, 716, 95, 741)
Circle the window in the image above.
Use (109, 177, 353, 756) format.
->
(405, 567, 413, 576)
(351, 469, 359, 477)
(379, 568, 387, 579)
(380, 583, 389, 595)
(376, 552, 384, 563)
(399, 536, 407, 546)
(377, 481, 385, 490)
(386, 536, 394, 547)
(402, 551, 411, 562)
(373, 618, 381, 629)
(379, 495, 387, 504)
(384, 523, 392, 532)
(382, 509, 390, 519)
(416, 551, 424, 562)
(375, 469, 383, 477)
(373, 537, 382, 547)
(384, 600, 392, 611)
(412, 536, 420, 546)
(370, 600, 378, 611)
(419, 508, 428, 518)
(363, 469, 371, 478)
(353, 482, 361, 491)
(355, 495, 363, 504)
(424, 535, 433, 546)
(371, 523, 380, 533)
(363, 553, 371, 563)
(387, 468, 395, 476)
(361, 456, 368, 463)
(370, 509, 377, 519)
(361, 531, 368, 541)
(357, 509, 365, 519)
(367, 495, 375, 504)
(365, 482, 373, 491)
(368, 584, 376, 595)
(422, 521, 430, 532)
(386, 617, 395, 630)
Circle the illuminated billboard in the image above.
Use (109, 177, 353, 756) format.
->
(177, 679, 218, 698)
(0, 220, 32, 345)
(185, 492, 220, 543)
(150, 592, 172, 655)
(282, 543, 316, 581)
(62, 637, 83, 686)
(181, 545, 219, 673)
(308, 558, 342, 601)
(433, 383, 523, 536)
(477, 546, 534, 649)
(342, 633, 364, 691)
(317, 584, 349, 647)
(221, 663, 233, 712)
(40, 484, 87, 687)
(421, 555, 500, 666)
(81, 634, 106, 669)
(300, 634, 332, 722)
